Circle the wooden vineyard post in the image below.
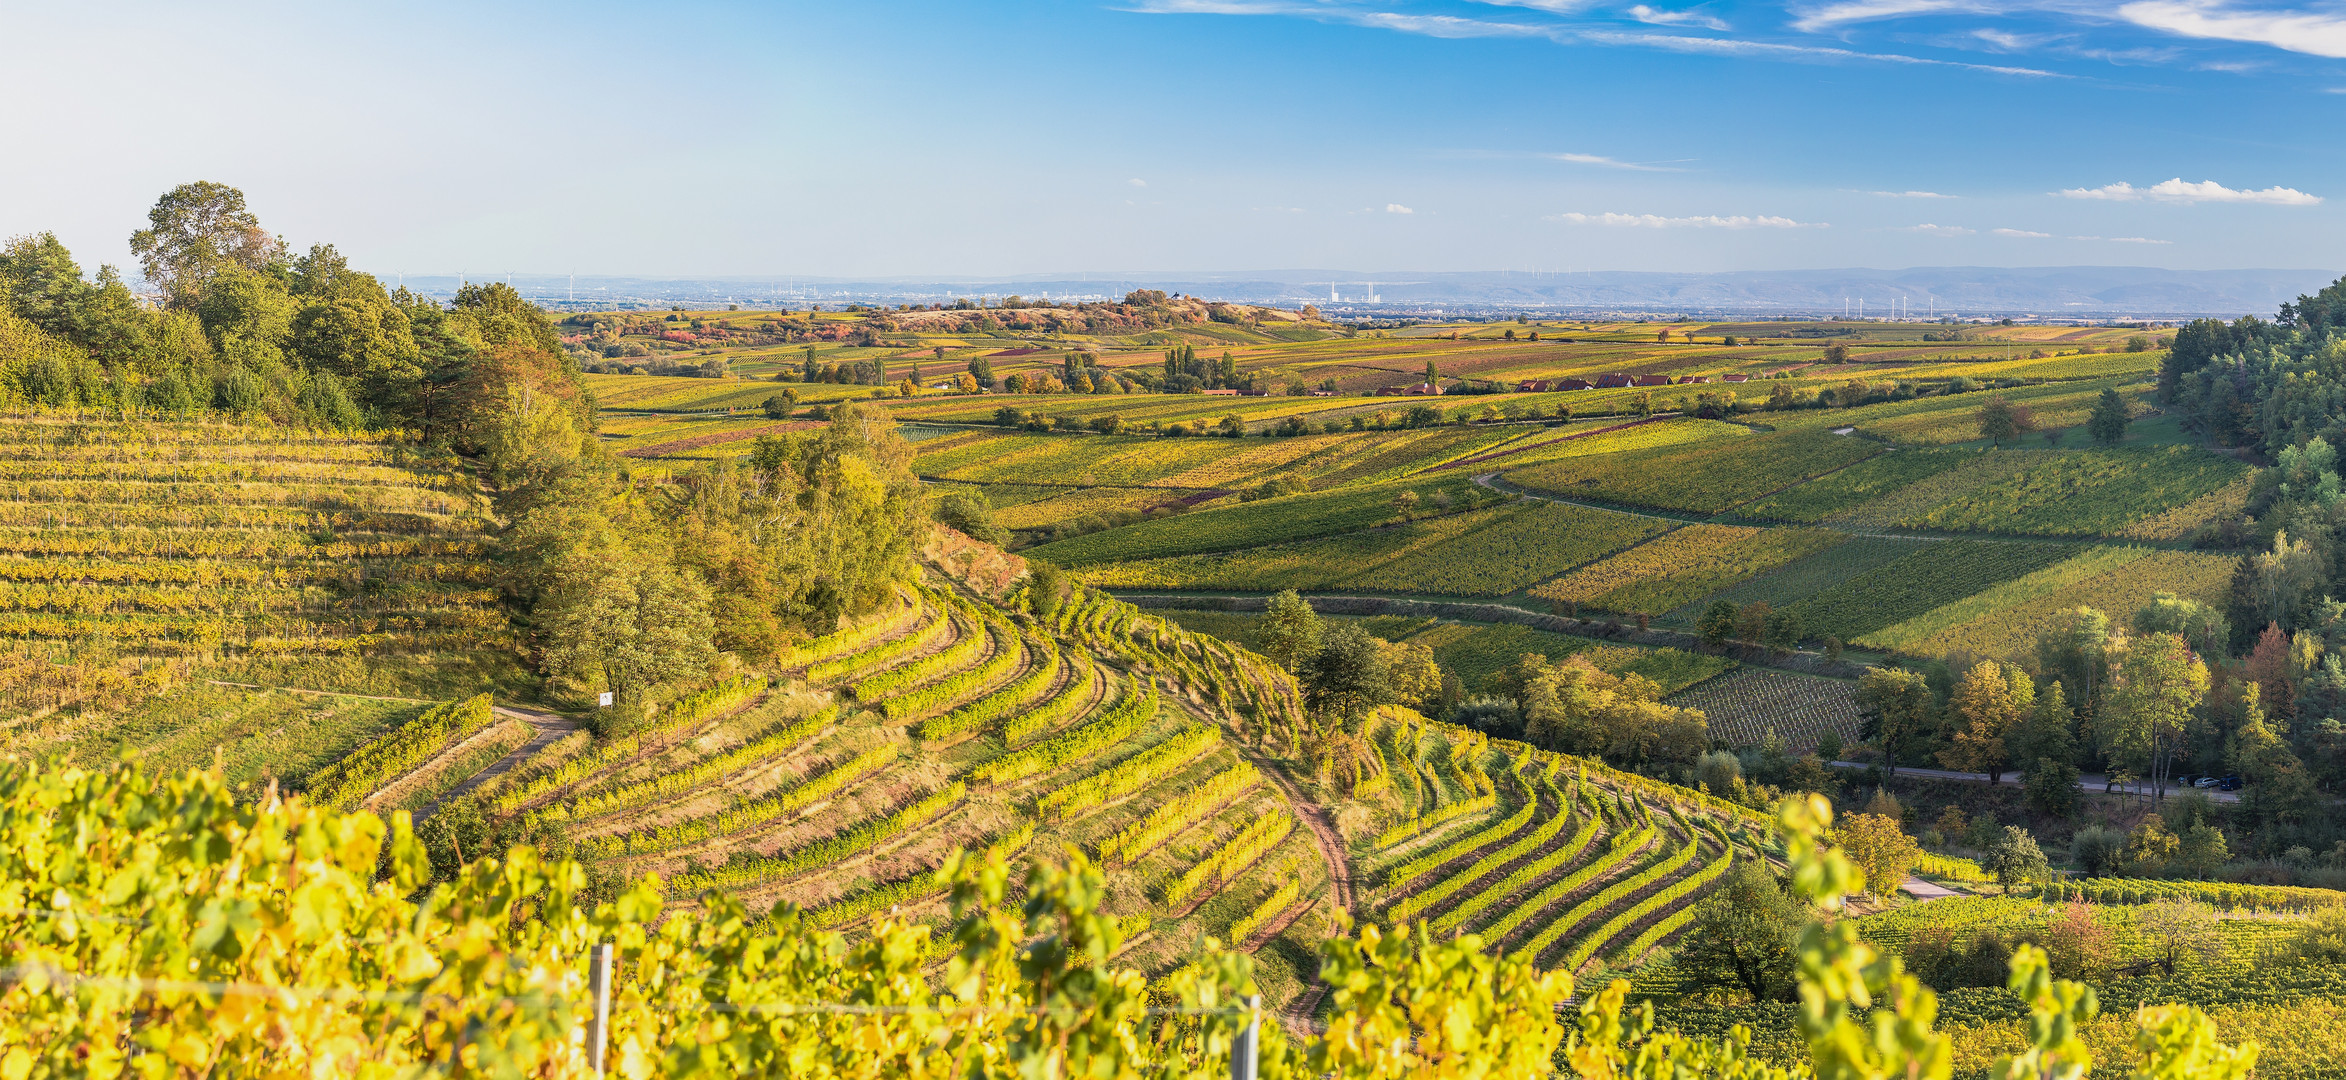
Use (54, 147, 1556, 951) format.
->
(588, 942, 613, 1075)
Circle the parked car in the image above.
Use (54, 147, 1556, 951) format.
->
(2217, 775, 2243, 791)
(2193, 776, 2220, 789)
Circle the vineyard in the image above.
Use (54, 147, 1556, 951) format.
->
(1348, 709, 1766, 977)
(1504, 429, 1884, 515)
(1663, 668, 1862, 753)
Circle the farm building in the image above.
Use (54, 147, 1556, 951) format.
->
(1380, 382, 1443, 396)
(1676, 374, 1712, 384)
(1632, 374, 1674, 387)
(1595, 373, 1633, 388)
(1517, 379, 1552, 392)
(1200, 388, 1240, 396)
(1557, 378, 1594, 391)
(1721, 373, 1751, 383)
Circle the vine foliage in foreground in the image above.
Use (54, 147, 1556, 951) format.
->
(0, 761, 2261, 1080)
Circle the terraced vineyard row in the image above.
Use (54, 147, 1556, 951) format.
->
(1358, 714, 1753, 974)
(0, 420, 513, 694)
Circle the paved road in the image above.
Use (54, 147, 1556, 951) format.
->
(1900, 876, 1964, 900)
(1831, 761, 2238, 803)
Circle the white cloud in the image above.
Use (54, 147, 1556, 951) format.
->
(1789, 0, 2001, 32)
(1627, 5, 1731, 30)
(2058, 177, 2321, 204)
(1859, 189, 1957, 198)
(1386, 203, 1416, 214)
(1900, 223, 1975, 235)
(1971, 27, 2034, 50)
(2118, 1, 2346, 60)
(1127, 178, 1148, 187)
(1546, 151, 1685, 171)
(2108, 236, 2176, 244)
(1567, 27, 2065, 75)
(1992, 227, 2054, 237)
(1549, 212, 1826, 228)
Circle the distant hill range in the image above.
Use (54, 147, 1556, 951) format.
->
(424, 266, 2342, 319)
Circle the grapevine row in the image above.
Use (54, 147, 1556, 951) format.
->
(304, 694, 494, 810)
(487, 675, 760, 812)
(806, 822, 1038, 930)
(1476, 824, 1658, 945)
(579, 743, 899, 859)
(1583, 844, 1737, 969)
(1556, 839, 1714, 971)
(1000, 660, 1101, 744)
(879, 624, 1022, 720)
(1096, 762, 1260, 867)
(1036, 724, 1220, 819)
(1226, 877, 1304, 947)
(1165, 812, 1295, 908)
(853, 613, 988, 701)
(1385, 769, 1534, 895)
(780, 587, 918, 668)
(916, 641, 1060, 740)
(1430, 804, 1604, 935)
(1387, 774, 1577, 924)
(666, 781, 968, 895)
(1373, 792, 1499, 849)
(536, 707, 836, 823)
(1521, 836, 1699, 967)
(975, 679, 1155, 785)
(805, 605, 950, 685)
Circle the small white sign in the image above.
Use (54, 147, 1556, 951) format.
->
(598, 692, 614, 707)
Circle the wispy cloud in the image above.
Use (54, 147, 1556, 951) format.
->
(2058, 177, 2321, 204)
(1992, 227, 2054, 237)
(1546, 151, 1686, 171)
(1627, 5, 1731, 30)
(1900, 223, 1975, 235)
(2117, 1, 2346, 60)
(1858, 189, 1957, 198)
(2108, 236, 2176, 243)
(1127, 178, 1148, 187)
(1124, 0, 2063, 75)
(1549, 212, 1827, 228)
(1789, 0, 2004, 32)
(1569, 27, 2065, 75)
(1386, 203, 1416, 214)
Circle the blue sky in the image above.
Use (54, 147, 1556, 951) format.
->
(1, 0, 2340, 277)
